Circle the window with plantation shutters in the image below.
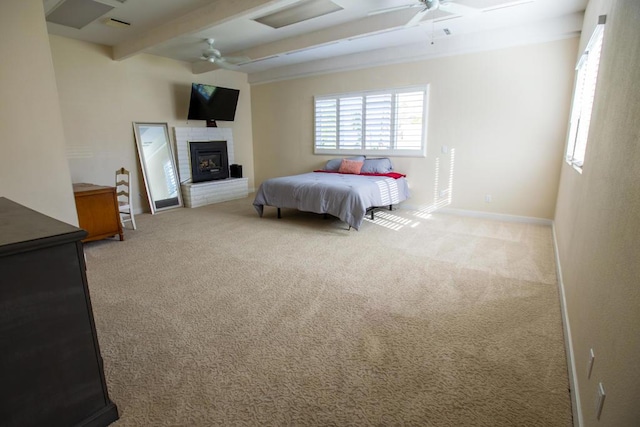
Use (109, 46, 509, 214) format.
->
(339, 97, 363, 149)
(565, 16, 606, 171)
(314, 86, 428, 157)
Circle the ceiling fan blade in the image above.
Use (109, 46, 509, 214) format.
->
(405, 7, 430, 27)
(215, 59, 239, 70)
(439, 0, 473, 15)
(368, 2, 421, 16)
(221, 55, 251, 64)
(198, 38, 250, 67)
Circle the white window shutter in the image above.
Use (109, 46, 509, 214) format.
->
(315, 98, 337, 149)
(565, 18, 605, 170)
(314, 86, 428, 157)
(365, 94, 392, 150)
(338, 97, 363, 149)
(395, 91, 424, 150)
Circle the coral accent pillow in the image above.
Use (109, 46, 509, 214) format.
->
(338, 159, 364, 174)
(324, 155, 365, 171)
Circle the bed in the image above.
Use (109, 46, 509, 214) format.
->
(252, 157, 410, 230)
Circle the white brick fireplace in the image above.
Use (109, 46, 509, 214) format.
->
(173, 127, 248, 208)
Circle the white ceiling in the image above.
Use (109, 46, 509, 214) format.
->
(44, 0, 588, 83)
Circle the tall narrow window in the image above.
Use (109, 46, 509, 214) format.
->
(565, 16, 606, 170)
(314, 86, 428, 157)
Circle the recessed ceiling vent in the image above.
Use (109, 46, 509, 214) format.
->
(253, 0, 343, 29)
(46, 0, 114, 29)
(104, 17, 131, 28)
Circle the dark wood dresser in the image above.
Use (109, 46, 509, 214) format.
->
(0, 197, 119, 427)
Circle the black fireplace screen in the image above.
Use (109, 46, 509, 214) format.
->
(189, 141, 229, 183)
(198, 153, 222, 173)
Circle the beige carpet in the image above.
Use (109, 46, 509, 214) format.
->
(84, 197, 572, 426)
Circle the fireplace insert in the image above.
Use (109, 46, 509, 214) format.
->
(189, 141, 229, 183)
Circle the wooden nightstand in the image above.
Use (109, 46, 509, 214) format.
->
(73, 183, 124, 242)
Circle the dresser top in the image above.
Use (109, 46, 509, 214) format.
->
(73, 183, 114, 193)
(0, 197, 85, 255)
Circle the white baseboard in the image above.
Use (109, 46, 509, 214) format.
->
(552, 224, 583, 427)
(434, 207, 553, 225)
(424, 207, 581, 423)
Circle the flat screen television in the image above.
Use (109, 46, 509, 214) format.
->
(187, 83, 240, 122)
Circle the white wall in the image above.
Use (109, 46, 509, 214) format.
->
(0, 0, 78, 225)
(49, 36, 255, 212)
(554, 0, 640, 425)
(251, 38, 577, 219)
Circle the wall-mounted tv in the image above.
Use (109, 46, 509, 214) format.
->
(187, 83, 240, 123)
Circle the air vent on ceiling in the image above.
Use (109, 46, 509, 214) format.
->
(253, 0, 343, 29)
(46, 0, 114, 29)
(104, 17, 131, 28)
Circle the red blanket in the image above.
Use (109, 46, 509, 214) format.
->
(313, 170, 406, 179)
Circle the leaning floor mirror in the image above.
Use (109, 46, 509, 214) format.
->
(133, 122, 183, 214)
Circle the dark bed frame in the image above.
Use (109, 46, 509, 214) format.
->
(275, 204, 394, 229)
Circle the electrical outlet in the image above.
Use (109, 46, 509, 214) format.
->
(587, 348, 595, 379)
(484, 194, 492, 203)
(595, 382, 606, 420)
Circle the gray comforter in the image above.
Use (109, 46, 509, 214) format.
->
(253, 172, 410, 230)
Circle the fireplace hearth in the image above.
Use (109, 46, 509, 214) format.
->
(189, 141, 229, 183)
(174, 127, 248, 208)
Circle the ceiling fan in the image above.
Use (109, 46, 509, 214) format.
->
(369, 0, 459, 27)
(199, 38, 250, 68)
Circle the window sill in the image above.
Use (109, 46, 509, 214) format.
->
(314, 148, 426, 158)
(565, 160, 584, 174)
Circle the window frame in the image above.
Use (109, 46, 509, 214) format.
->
(565, 16, 606, 172)
(314, 85, 429, 158)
